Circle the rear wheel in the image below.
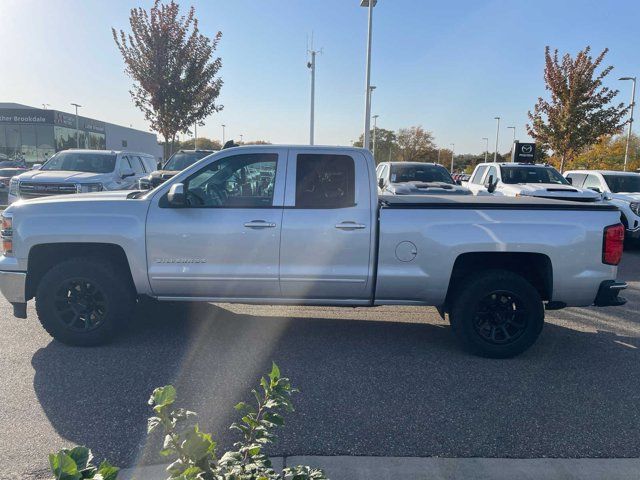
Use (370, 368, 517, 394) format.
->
(35, 257, 135, 346)
(449, 270, 544, 358)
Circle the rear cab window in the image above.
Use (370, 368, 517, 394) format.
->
(295, 154, 355, 208)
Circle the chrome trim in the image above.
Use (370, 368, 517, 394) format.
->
(0, 271, 26, 303)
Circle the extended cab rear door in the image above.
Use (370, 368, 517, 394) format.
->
(279, 148, 375, 302)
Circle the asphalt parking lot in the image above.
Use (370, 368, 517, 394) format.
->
(2, 249, 640, 479)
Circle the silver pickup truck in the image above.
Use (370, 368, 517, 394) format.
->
(0, 146, 628, 357)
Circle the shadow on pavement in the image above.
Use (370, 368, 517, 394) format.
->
(32, 301, 640, 468)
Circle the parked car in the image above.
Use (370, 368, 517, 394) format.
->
(0, 145, 626, 358)
(138, 149, 216, 190)
(0, 168, 27, 192)
(7, 149, 156, 204)
(376, 162, 471, 195)
(565, 170, 640, 240)
(467, 162, 602, 202)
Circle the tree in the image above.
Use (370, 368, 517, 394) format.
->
(113, 0, 224, 159)
(179, 137, 222, 150)
(353, 128, 398, 163)
(527, 46, 629, 172)
(396, 126, 436, 162)
(570, 133, 640, 171)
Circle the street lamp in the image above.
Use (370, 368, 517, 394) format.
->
(372, 114, 379, 159)
(71, 103, 82, 148)
(361, 0, 377, 152)
(221, 124, 226, 145)
(507, 126, 515, 160)
(240, 134, 244, 143)
(194, 123, 198, 150)
(620, 76, 636, 172)
(307, 43, 321, 145)
(42, 103, 50, 110)
(450, 143, 455, 173)
(482, 137, 489, 162)
(493, 116, 500, 162)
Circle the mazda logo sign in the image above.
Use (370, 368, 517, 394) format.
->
(521, 145, 533, 154)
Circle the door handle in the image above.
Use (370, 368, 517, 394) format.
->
(244, 220, 276, 229)
(335, 221, 366, 230)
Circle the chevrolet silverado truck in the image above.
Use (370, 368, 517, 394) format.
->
(0, 146, 628, 358)
(376, 162, 471, 196)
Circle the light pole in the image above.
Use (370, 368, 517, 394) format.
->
(620, 76, 636, 171)
(437, 149, 441, 163)
(42, 103, 50, 110)
(450, 143, 455, 173)
(493, 116, 500, 162)
(372, 114, 379, 159)
(194, 123, 198, 150)
(71, 103, 82, 148)
(367, 85, 376, 149)
(240, 134, 244, 143)
(482, 137, 489, 162)
(507, 126, 515, 160)
(361, 0, 377, 152)
(221, 124, 226, 145)
(307, 44, 321, 145)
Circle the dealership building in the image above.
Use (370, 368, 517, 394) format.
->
(0, 103, 162, 165)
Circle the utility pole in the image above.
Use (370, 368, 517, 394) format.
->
(221, 124, 226, 145)
(482, 137, 489, 162)
(620, 77, 636, 171)
(494, 116, 501, 162)
(450, 143, 455, 173)
(361, 0, 377, 151)
(372, 114, 379, 160)
(71, 103, 82, 148)
(307, 34, 322, 146)
(194, 123, 198, 150)
(240, 134, 244, 143)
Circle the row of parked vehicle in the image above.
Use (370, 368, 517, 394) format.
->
(376, 160, 640, 241)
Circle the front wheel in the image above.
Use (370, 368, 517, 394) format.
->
(35, 257, 135, 346)
(449, 270, 544, 358)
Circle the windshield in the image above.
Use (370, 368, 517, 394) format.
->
(390, 164, 454, 184)
(41, 151, 117, 173)
(163, 151, 212, 171)
(500, 166, 569, 185)
(603, 174, 640, 193)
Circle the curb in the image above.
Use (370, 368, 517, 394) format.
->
(119, 456, 640, 480)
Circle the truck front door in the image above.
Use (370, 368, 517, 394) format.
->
(145, 149, 286, 298)
(279, 150, 375, 301)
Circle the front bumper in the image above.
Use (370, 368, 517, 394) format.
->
(0, 270, 26, 303)
(593, 280, 627, 307)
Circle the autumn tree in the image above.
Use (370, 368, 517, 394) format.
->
(571, 133, 640, 171)
(527, 46, 629, 172)
(353, 128, 398, 163)
(178, 137, 222, 150)
(396, 126, 436, 162)
(113, 0, 223, 159)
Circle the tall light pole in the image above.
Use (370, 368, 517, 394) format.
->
(307, 40, 321, 145)
(450, 143, 455, 173)
(71, 103, 82, 148)
(42, 103, 50, 110)
(221, 124, 226, 145)
(194, 123, 198, 150)
(372, 114, 379, 160)
(493, 116, 500, 162)
(239, 134, 244, 143)
(482, 137, 489, 162)
(361, 0, 377, 152)
(620, 76, 636, 172)
(507, 126, 515, 161)
(367, 85, 376, 149)
(437, 149, 441, 163)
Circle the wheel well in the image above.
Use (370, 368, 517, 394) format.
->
(26, 243, 134, 300)
(445, 252, 553, 307)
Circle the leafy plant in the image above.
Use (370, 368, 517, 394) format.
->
(49, 364, 327, 480)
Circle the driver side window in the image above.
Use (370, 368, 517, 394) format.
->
(183, 153, 278, 208)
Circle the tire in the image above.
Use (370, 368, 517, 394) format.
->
(35, 257, 135, 346)
(448, 269, 544, 358)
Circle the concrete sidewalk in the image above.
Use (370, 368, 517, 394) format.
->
(120, 456, 640, 480)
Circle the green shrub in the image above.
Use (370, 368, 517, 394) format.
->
(50, 363, 327, 480)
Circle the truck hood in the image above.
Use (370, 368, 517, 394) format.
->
(14, 170, 111, 183)
(389, 181, 471, 195)
(499, 183, 601, 200)
(608, 192, 640, 202)
(5, 190, 135, 212)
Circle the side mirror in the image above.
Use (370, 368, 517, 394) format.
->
(31, 163, 42, 170)
(588, 186, 601, 193)
(566, 177, 573, 185)
(167, 183, 185, 206)
(378, 178, 385, 189)
(121, 167, 135, 179)
(484, 175, 498, 193)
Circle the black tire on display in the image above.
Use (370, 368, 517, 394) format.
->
(449, 269, 544, 358)
(35, 257, 135, 346)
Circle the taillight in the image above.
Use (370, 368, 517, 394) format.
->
(603, 223, 624, 265)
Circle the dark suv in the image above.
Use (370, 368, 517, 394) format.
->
(138, 149, 216, 189)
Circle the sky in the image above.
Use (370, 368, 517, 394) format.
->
(1, 0, 639, 154)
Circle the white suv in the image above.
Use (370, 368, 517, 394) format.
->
(467, 162, 602, 202)
(565, 170, 640, 239)
(8, 149, 156, 204)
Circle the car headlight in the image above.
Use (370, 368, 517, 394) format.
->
(76, 183, 104, 193)
(8, 178, 18, 197)
(630, 202, 640, 216)
(1, 213, 12, 255)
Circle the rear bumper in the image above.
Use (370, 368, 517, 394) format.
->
(593, 280, 627, 307)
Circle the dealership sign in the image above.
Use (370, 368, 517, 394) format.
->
(511, 142, 536, 163)
(0, 109, 53, 124)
